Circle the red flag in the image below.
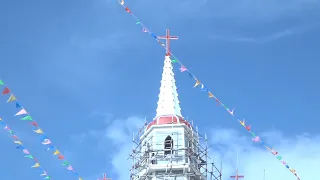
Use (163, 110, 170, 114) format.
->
(31, 122, 38, 127)
(125, 7, 131, 13)
(58, 155, 64, 160)
(245, 125, 251, 131)
(2, 87, 10, 95)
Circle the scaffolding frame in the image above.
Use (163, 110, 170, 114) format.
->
(128, 118, 222, 180)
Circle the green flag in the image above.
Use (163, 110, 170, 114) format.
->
(24, 155, 33, 159)
(21, 115, 32, 121)
(171, 59, 178, 63)
(276, 156, 282, 160)
(0, 80, 4, 85)
(62, 161, 69, 166)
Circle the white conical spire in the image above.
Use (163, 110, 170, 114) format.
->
(155, 55, 182, 118)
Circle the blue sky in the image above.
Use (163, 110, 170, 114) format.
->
(0, 0, 320, 179)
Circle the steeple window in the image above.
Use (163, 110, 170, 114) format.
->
(164, 135, 173, 155)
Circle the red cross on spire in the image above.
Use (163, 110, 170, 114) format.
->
(97, 173, 111, 180)
(157, 29, 178, 56)
(230, 170, 244, 180)
(230, 149, 244, 180)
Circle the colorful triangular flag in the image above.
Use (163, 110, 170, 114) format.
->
(276, 155, 283, 160)
(58, 155, 65, 160)
(53, 150, 60, 155)
(40, 171, 47, 176)
(42, 139, 52, 145)
(16, 145, 24, 149)
(0, 80, 4, 85)
(194, 80, 201, 87)
(7, 94, 16, 102)
(21, 115, 32, 121)
(239, 119, 245, 126)
(23, 149, 30, 154)
(14, 140, 22, 145)
(32, 162, 40, 168)
(31, 121, 38, 127)
(16, 102, 21, 108)
(34, 129, 43, 134)
(252, 136, 260, 142)
(62, 161, 69, 166)
(24, 154, 33, 159)
(228, 108, 235, 116)
(171, 59, 178, 63)
(180, 65, 187, 72)
(15, 108, 28, 116)
(200, 84, 207, 91)
(2, 87, 10, 95)
(66, 165, 73, 171)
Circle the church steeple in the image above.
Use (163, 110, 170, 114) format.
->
(129, 29, 222, 180)
(155, 55, 182, 118)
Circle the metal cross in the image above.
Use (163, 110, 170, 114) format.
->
(157, 29, 178, 56)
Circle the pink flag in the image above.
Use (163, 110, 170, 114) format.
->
(40, 171, 47, 176)
(180, 66, 187, 72)
(15, 108, 28, 116)
(42, 139, 52, 145)
(228, 108, 235, 116)
(23, 149, 30, 154)
(4, 125, 9, 130)
(252, 136, 260, 142)
(66, 165, 73, 171)
(280, 160, 287, 165)
(271, 149, 278, 155)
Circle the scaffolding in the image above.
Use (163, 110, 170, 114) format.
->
(128, 118, 222, 180)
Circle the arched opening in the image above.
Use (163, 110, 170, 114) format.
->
(164, 135, 173, 155)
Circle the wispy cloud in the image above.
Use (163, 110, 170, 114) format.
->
(75, 114, 319, 180)
(208, 0, 320, 20)
(107, 0, 320, 20)
(210, 22, 320, 43)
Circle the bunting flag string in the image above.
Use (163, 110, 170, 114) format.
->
(116, 1, 300, 179)
(0, 80, 83, 180)
(0, 117, 51, 179)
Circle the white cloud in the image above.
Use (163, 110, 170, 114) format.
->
(97, 115, 319, 180)
(103, 116, 145, 180)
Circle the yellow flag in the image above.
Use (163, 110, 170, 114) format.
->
(265, 146, 271, 152)
(194, 80, 200, 87)
(14, 140, 22, 145)
(239, 120, 245, 126)
(208, 92, 214, 98)
(79, 178, 83, 180)
(34, 129, 43, 134)
(54, 150, 60, 155)
(32, 162, 40, 168)
(7, 94, 16, 102)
